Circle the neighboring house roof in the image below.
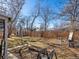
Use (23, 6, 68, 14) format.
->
(57, 22, 79, 31)
(0, 14, 11, 21)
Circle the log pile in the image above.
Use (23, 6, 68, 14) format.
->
(28, 45, 57, 59)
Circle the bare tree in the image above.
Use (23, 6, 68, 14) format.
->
(22, 16, 31, 36)
(0, 0, 25, 22)
(6, 0, 25, 37)
(61, 0, 79, 47)
(40, 6, 53, 32)
(28, 0, 41, 36)
(62, 0, 79, 30)
(17, 17, 25, 36)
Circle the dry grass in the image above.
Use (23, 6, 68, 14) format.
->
(8, 36, 42, 48)
(8, 36, 79, 59)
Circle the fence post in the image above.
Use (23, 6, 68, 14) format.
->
(3, 19, 8, 59)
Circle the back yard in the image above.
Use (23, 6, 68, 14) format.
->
(8, 36, 79, 59)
